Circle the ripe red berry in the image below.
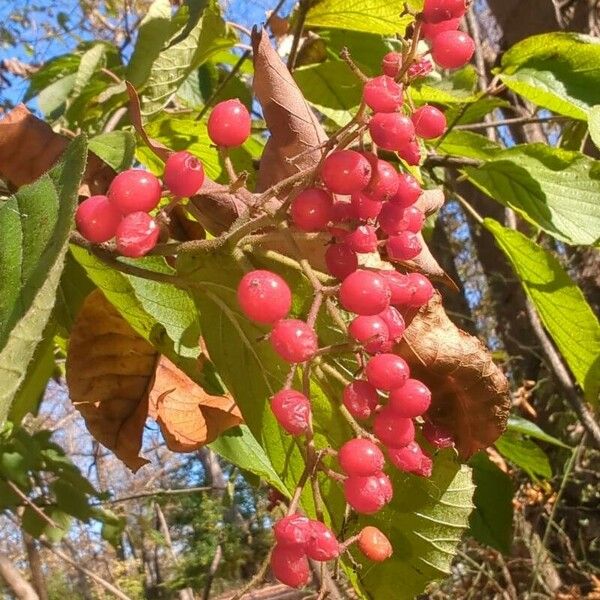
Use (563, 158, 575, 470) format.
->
(364, 158, 400, 202)
(345, 225, 378, 254)
(423, 420, 455, 449)
(307, 521, 340, 561)
(398, 139, 422, 166)
(351, 192, 383, 221)
(363, 75, 403, 113)
(369, 113, 415, 152)
(431, 30, 475, 69)
(373, 408, 415, 448)
(274, 514, 311, 548)
(387, 232, 422, 261)
(349, 315, 390, 354)
(163, 151, 205, 198)
(325, 243, 358, 280)
(391, 173, 422, 207)
(378, 203, 408, 236)
(338, 439, 385, 477)
(381, 51, 402, 78)
(358, 526, 393, 562)
(412, 105, 447, 139)
(421, 17, 460, 41)
(379, 306, 406, 344)
(376, 472, 393, 503)
(291, 188, 333, 232)
(108, 169, 162, 214)
(207, 99, 251, 147)
(343, 472, 391, 514)
(366, 353, 410, 391)
(115, 212, 160, 257)
(379, 271, 412, 306)
(271, 544, 310, 588)
(270, 390, 311, 435)
(389, 379, 432, 417)
(237, 270, 292, 325)
(75, 195, 121, 243)
(343, 380, 379, 420)
(332, 200, 355, 223)
(422, 0, 466, 23)
(270, 319, 318, 363)
(339, 270, 391, 316)
(388, 441, 432, 477)
(321, 150, 372, 195)
(406, 272, 435, 306)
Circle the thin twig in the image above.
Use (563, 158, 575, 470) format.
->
(287, 0, 310, 71)
(104, 486, 214, 505)
(455, 115, 568, 132)
(6, 481, 61, 531)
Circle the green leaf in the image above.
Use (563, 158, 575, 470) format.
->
(25, 54, 81, 102)
(88, 131, 136, 172)
(499, 33, 600, 120)
(0, 136, 87, 425)
(484, 219, 600, 403)
(305, 0, 412, 35)
(444, 97, 511, 125)
(22, 506, 72, 542)
(37, 73, 76, 118)
(436, 130, 502, 160)
(51, 479, 93, 521)
(96, 509, 126, 548)
(72, 44, 107, 97)
(469, 453, 513, 554)
(589, 105, 600, 150)
(464, 144, 600, 245)
(507, 416, 570, 449)
(496, 431, 551, 480)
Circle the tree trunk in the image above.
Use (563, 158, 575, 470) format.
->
(22, 534, 48, 600)
(0, 555, 39, 600)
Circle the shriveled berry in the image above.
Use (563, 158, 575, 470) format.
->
(406, 272, 435, 306)
(366, 353, 409, 391)
(374, 408, 415, 448)
(338, 439, 385, 477)
(270, 319, 318, 363)
(115, 212, 160, 257)
(379, 271, 414, 306)
(75, 195, 121, 243)
(379, 306, 406, 344)
(423, 0, 466, 23)
(412, 105, 447, 139)
(207, 99, 251, 147)
(389, 379, 432, 417)
(343, 473, 391, 514)
(291, 188, 333, 232)
(423, 420, 455, 449)
(388, 441, 432, 477)
(408, 57, 433, 79)
(345, 225, 378, 254)
(164, 151, 205, 197)
(398, 139, 422, 166)
(369, 113, 415, 152)
(363, 75, 403, 113)
(364, 158, 400, 202)
(381, 51, 402, 78)
(237, 270, 291, 325)
(274, 514, 311, 548)
(322, 150, 372, 195)
(343, 380, 379, 420)
(271, 545, 310, 588)
(325, 244, 358, 280)
(332, 200, 354, 223)
(421, 17, 460, 41)
(391, 173, 422, 207)
(431, 30, 475, 69)
(271, 390, 311, 435)
(108, 169, 162, 214)
(387, 232, 422, 261)
(307, 521, 340, 561)
(349, 315, 390, 354)
(339, 270, 391, 316)
(351, 192, 383, 221)
(358, 526, 393, 562)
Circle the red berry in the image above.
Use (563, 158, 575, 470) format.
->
(391, 173, 422, 207)
(423, 420, 455, 449)
(271, 544, 310, 588)
(343, 473, 391, 514)
(423, 0, 466, 23)
(237, 270, 292, 325)
(369, 113, 415, 152)
(408, 57, 433, 79)
(270, 319, 318, 363)
(339, 270, 391, 316)
(387, 232, 422, 261)
(364, 158, 400, 202)
(389, 379, 432, 417)
(379, 271, 412, 306)
(351, 192, 383, 221)
(381, 51, 402, 78)
(378, 203, 407, 236)
(207, 99, 251, 147)
(431, 30, 475, 69)
(349, 315, 390, 354)
(338, 439, 385, 477)
(75, 195, 121, 243)
(115, 212, 160, 257)
(412, 105, 447, 139)
(374, 408, 415, 448)
(322, 150, 372, 195)
(270, 390, 311, 436)
(358, 527, 393, 562)
(345, 225, 378, 254)
(332, 199, 354, 223)
(163, 151, 205, 198)
(421, 17, 460, 40)
(108, 169, 161, 214)
(363, 75, 403, 113)
(406, 273, 435, 306)
(366, 353, 410, 391)
(398, 139, 422, 166)
(291, 188, 333, 232)
(343, 380, 379, 420)
(307, 521, 340, 561)
(274, 514, 311, 548)
(376, 472, 393, 503)
(325, 244, 358, 280)
(388, 441, 432, 477)
(379, 306, 406, 344)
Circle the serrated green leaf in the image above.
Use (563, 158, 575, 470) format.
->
(72, 44, 107, 97)
(436, 130, 502, 160)
(444, 97, 511, 126)
(25, 54, 81, 102)
(484, 219, 600, 403)
(496, 431, 551, 480)
(507, 416, 570, 449)
(589, 105, 600, 150)
(88, 131, 136, 172)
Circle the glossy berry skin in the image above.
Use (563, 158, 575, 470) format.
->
(364, 158, 400, 202)
(412, 105, 447, 139)
(274, 514, 311, 548)
(207, 99, 251, 147)
(343, 380, 379, 420)
(291, 188, 333, 232)
(381, 51, 402, 78)
(343, 472, 391, 514)
(422, 0, 466, 23)
(423, 420, 455, 449)
(115, 212, 160, 257)
(376, 472, 394, 503)
(325, 244, 358, 280)
(271, 390, 311, 436)
(387, 232, 422, 261)
(322, 150, 372, 195)
(389, 379, 432, 417)
(388, 441, 432, 477)
(163, 151, 205, 197)
(270, 319, 318, 363)
(345, 225, 378, 254)
(75, 195, 121, 243)
(349, 315, 390, 354)
(391, 173, 422, 207)
(378, 203, 408, 236)
(398, 139, 422, 166)
(271, 545, 310, 589)
(351, 192, 383, 221)
(369, 113, 415, 152)
(374, 408, 415, 448)
(108, 170, 162, 214)
(339, 270, 391, 316)
(332, 200, 355, 223)
(421, 17, 460, 41)
(379, 271, 413, 306)
(358, 527, 393, 562)
(363, 75, 403, 113)
(307, 521, 340, 561)
(366, 353, 410, 391)
(338, 439, 385, 477)
(379, 306, 406, 344)
(406, 273, 435, 306)
(237, 270, 291, 325)
(432, 30, 475, 69)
